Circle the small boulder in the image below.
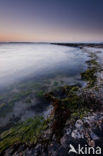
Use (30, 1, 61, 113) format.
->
(75, 120, 83, 129)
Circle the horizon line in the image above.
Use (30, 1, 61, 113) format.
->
(0, 41, 103, 44)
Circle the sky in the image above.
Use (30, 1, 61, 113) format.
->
(0, 0, 103, 42)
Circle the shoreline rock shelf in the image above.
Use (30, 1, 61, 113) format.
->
(1, 44, 103, 155)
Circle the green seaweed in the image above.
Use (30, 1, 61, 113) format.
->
(81, 67, 97, 87)
(0, 90, 33, 117)
(62, 94, 80, 111)
(0, 116, 48, 153)
(81, 53, 100, 88)
(36, 90, 44, 98)
(90, 59, 98, 65)
(71, 108, 89, 119)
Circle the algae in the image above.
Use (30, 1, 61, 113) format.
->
(81, 67, 97, 87)
(0, 116, 48, 153)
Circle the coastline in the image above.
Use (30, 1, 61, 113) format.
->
(1, 44, 103, 155)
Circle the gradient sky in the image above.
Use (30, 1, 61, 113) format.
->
(0, 0, 103, 42)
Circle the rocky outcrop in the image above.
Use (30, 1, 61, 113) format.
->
(3, 112, 103, 156)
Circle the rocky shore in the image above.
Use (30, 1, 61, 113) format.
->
(1, 44, 103, 156)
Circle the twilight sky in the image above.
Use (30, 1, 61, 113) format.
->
(0, 0, 103, 42)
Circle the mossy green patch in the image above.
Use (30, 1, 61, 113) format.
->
(90, 59, 98, 65)
(71, 108, 89, 119)
(62, 94, 80, 111)
(36, 90, 44, 98)
(0, 116, 48, 153)
(81, 53, 100, 88)
(81, 67, 97, 87)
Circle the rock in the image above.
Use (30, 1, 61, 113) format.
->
(83, 119, 90, 126)
(83, 115, 97, 127)
(48, 142, 60, 156)
(4, 147, 14, 156)
(41, 153, 48, 156)
(12, 152, 19, 156)
(24, 147, 35, 156)
(58, 146, 67, 156)
(71, 129, 84, 139)
(64, 127, 71, 135)
(89, 131, 99, 140)
(99, 116, 103, 121)
(60, 135, 71, 148)
(52, 134, 56, 141)
(75, 120, 83, 129)
(17, 145, 25, 153)
(43, 129, 52, 140)
(88, 140, 95, 147)
(35, 144, 41, 153)
(19, 152, 23, 156)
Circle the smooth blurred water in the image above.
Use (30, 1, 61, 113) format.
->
(0, 43, 88, 87)
(0, 43, 89, 128)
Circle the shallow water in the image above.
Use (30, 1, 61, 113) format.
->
(0, 43, 89, 129)
(0, 43, 88, 87)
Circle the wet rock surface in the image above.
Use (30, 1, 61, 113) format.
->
(2, 112, 103, 156)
